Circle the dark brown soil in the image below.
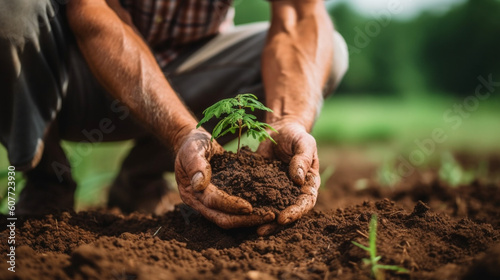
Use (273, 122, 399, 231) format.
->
(210, 147, 300, 215)
(1, 150, 499, 280)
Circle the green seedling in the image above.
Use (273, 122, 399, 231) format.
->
(197, 93, 277, 155)
(352, 214, 409, 280)
(439, 152, 474, 187)
(376, 160, 400, 188)
(320, 165, 335, 190)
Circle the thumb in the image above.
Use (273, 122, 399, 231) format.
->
(190, 165, 212, 192)
(175, 132, 221, 191)
(175, 153, 212, 192)
(289, 144, 317, 185)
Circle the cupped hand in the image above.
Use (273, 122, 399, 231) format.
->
(257, 121, 321, 228)
(174, 129, 275, 229)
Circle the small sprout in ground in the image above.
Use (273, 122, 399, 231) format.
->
(319, 165, 335, 190)
(352, 214, 409, 280)
(197, 93, 277, 155)
(376, 159, 400, 188)
(439, 152, 474, 187)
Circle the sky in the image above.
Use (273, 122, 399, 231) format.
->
(330, 0, 467, 19)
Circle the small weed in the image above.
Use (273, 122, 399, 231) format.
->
(376, 160, 400, 188)
(439, 152, 474, 187)
(197, 93, 277, 155)
(352, 214, 409, 280)
(320, 165, 335, 190)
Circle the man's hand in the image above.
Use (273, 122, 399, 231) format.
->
(257, 122, 320, 226)
(175, 129, 275, 229)
(255, 0, 332, 235)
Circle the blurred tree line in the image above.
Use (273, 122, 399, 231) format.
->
(331, 0, 500, 96)
(235, 0, 500, 96)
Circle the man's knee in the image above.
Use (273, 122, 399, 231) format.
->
(0, 0, 60, 81)
(0, 0, 72, 171)
(0, 0, 56, 46)
(324, 31, 349, 97)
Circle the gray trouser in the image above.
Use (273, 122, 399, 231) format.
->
(0, 0, 348, 211)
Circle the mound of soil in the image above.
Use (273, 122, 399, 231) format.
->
(210, 147, 300, 215)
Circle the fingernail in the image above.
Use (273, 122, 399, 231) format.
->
(258, 225, 278, 236)
(265, 212, 276, 221)
(278, 216, 292, 225)
(257, 227, 271, 236)
(297, 168, 305, 181)
(191, 172, 204, 191)
(314, 175, 321, 187)
(239, 207, 251, 214)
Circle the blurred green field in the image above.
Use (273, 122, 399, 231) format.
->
(315, 94, 500, 150)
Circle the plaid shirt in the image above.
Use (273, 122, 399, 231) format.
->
(120, 0, 233, 67)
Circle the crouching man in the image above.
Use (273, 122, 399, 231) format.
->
(0, 0, 348, 231)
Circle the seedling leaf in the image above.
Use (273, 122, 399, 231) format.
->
(352, 214, 409, 278)
(197, 94, 277, 154)
(377, 265, 409, 273)
(352, 241, 370, 251)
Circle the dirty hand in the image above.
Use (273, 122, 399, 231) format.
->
(257, 122, 320, 229)
(175, 129, 275, 229)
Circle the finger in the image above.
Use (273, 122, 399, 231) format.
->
(191, 141, 224, 191)
(190, 199, 275, 229)
(277, 195, 313, 225)
(195, 183, 253, 214)
(191, 170, 211, 192)
(175, 154, 210, 191)
(257, 223, 280, 236)
(177, 181, 198, 206)
(212, 212, 275, 230)
(187, 155, 213, 192)
(278, 173, 320, 225)
(289, 135, 319, 185)
(177, 134, 220, 191)
(175, 162, 211, 192)
(289, 143, 317, 185)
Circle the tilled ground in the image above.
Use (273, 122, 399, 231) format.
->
(1, 150, 499, 280)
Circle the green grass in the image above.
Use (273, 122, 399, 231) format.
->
(352, 214, 409, 279)
(320, 165, 336, 190)
(438, 152, 488, 187)
(313, 94, 500, 151)
(233, 0, 270, 25)
(0, 142, 132, 212)
(62, 141, 133, 210)
(376, 159, 401, 188)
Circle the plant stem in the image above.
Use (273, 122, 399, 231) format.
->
(237, 119, 242, 156)
(237, 101, 242, 156)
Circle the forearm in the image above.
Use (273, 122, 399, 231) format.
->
(263, 1, 334, 131)
(67, 0, 197, 152)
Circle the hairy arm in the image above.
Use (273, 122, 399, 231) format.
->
(67, 0, 196, 151)
(66, 0, 274, 228)
(256, 0, 335, 229)
(263, 0, 334, 130)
